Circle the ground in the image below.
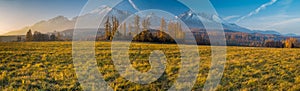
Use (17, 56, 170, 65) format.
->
(0, 42, 299, 90)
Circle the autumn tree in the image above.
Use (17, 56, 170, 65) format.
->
(105, 17, 112, 40)
(112, 16, 119, 37)
(168, 21, 175, 38)
(140, 18, 151, 42)
(133, 15, 140, 41)
(176, 22, 185, 40)
(159, 17, 167, 42)
(264, 40, 283, 48)
(122, 22, 127, 37)
(284, 38, 298, 48)
(168, 22, 176, 36)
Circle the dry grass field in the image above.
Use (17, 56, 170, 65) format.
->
(0, 42, 299, 90)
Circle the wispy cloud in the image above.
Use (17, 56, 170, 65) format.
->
(223, 15, 240, 21)
(266, 18, 300, 28)
(128, 0, 140, 11)
(236, 0, 278, 23)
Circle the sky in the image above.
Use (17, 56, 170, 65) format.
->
(211, 0, 300, 34)
(0, 0, 300, 35)
(0, 0, 87, 34)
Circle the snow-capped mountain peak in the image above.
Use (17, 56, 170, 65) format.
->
(89, 5, 113, 14)
(4, 6, 288, 36)
(178, 10, 254, 33)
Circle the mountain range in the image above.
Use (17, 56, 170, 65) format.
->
(3, 5, 297, 37)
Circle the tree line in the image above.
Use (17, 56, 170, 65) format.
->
(24, 15, 299, 48)
(25, 29, 62, 42)
(264, 38, 298, 48)
(101, 15, 185, 43)
(193, 29, 299, 48)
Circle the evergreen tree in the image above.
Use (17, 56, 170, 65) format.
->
(128, 31, 132, 38)
(56, 32, 62, 41)
(148, 31, 153, 42)
(25, 29, 33, 42)
(17, 36, 22, 42)
(33, 31, 49, 41)
(50, 34, 56, 41)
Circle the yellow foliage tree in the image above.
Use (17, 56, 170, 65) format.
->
(284, 38, 297, 48)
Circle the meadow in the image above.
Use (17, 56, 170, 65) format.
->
(0, 42, 299, 90)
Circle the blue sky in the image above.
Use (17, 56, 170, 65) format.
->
(211, 0, 300, 34)
(0, 0, 299, 34)
(0, 0, 86, 34)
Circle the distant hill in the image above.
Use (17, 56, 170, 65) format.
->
(253, 30, 282, 35)
(4, 16, 75, 35)
(284, 33, 298, 37)
(3, 6, 130, 35)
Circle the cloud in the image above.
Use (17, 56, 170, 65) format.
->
(236, 0, 278, 23)
(266, 18, 300, 28)
(223, 15, 240, 21)
(128, 0, 140, 11)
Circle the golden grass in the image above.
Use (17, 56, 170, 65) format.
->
(0, 42, 299, 90)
